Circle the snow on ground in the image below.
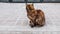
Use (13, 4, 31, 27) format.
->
(0, 3, 60, 34)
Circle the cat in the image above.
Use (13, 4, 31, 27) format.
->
(26, 4, 45, 27)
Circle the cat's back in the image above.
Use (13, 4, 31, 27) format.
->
(36, 9, 45, 17)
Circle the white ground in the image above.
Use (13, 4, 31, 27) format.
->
(0, 3, 60, 34)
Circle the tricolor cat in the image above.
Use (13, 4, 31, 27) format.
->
(26, 4, 45, 27)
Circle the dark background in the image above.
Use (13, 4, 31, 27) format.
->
(0, 0, 60, 3)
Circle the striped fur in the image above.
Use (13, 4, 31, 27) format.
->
(26, 4, 45, 27)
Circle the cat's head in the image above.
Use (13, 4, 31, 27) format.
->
(26, 4, 37, 18)
(26, 4, 34, 10)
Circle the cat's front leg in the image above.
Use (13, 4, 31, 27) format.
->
(29, 21, 35, 28)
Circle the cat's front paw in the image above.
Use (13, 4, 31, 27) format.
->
(29, 23, 34, 28)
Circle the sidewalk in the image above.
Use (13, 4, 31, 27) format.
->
(0, 3, 60, 34)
